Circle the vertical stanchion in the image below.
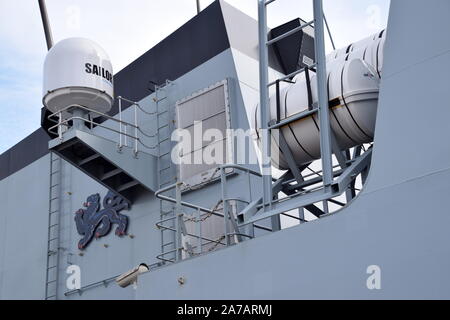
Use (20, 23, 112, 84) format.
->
(58, 112, 62, 140)
(175, 182, 182, 262)
(118, 97, 123, 149)
(313, 0, 334, 189)
(258, 0, 273, 210)
(196, 208, 202, 254)
(221, 168, 230, 246)
(124, 125, 127, 147)
(134, 103, 138, 156)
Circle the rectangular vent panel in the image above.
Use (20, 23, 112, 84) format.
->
(175, 79, 232, 187)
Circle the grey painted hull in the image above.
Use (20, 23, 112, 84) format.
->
(1, 0, 450, 299)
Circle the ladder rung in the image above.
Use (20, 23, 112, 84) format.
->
(159, 166, 171, 172)
(50, 197, 59, 201)
(49, 210, 59, 214)
(155, 96, 168, 102)
(48, 238, 59, 242)
(47, 265, 57, 270)
(51, 183, 60, 188)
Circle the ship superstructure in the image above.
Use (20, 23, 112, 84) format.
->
(0, 0, 450, 300)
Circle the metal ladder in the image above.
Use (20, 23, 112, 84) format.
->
(45, 151, 62, 300)
(154, 81, 178, 263)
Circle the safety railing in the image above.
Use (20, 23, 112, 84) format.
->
(154, 164, 263, 263)
(47, 96, 158, 156)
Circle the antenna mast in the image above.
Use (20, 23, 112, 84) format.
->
(38, 0, 54, 50)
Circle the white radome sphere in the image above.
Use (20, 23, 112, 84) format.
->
(43, 37, 114, 117)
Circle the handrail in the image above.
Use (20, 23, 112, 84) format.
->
(155, 164, 266, 263)
(47, 102, 158, 154)
(156, 223, 228, 246)
(155, 164, 266, 213)
(48, 117, 157, 151)
(117, 95, 157, 116)
(47, 104, 137, 128)
(155, 184, 224, 217)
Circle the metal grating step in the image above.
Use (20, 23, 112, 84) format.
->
(117, 180, 140, 192)
(78, 153, 101, 166)
(101, 168, 123, 181)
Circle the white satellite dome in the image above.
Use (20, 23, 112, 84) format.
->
(42, 37, 114, 117)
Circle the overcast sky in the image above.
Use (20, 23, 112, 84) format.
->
(0, 0, 390, 154)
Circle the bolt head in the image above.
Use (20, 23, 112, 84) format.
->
(178, 276, 185, 285)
